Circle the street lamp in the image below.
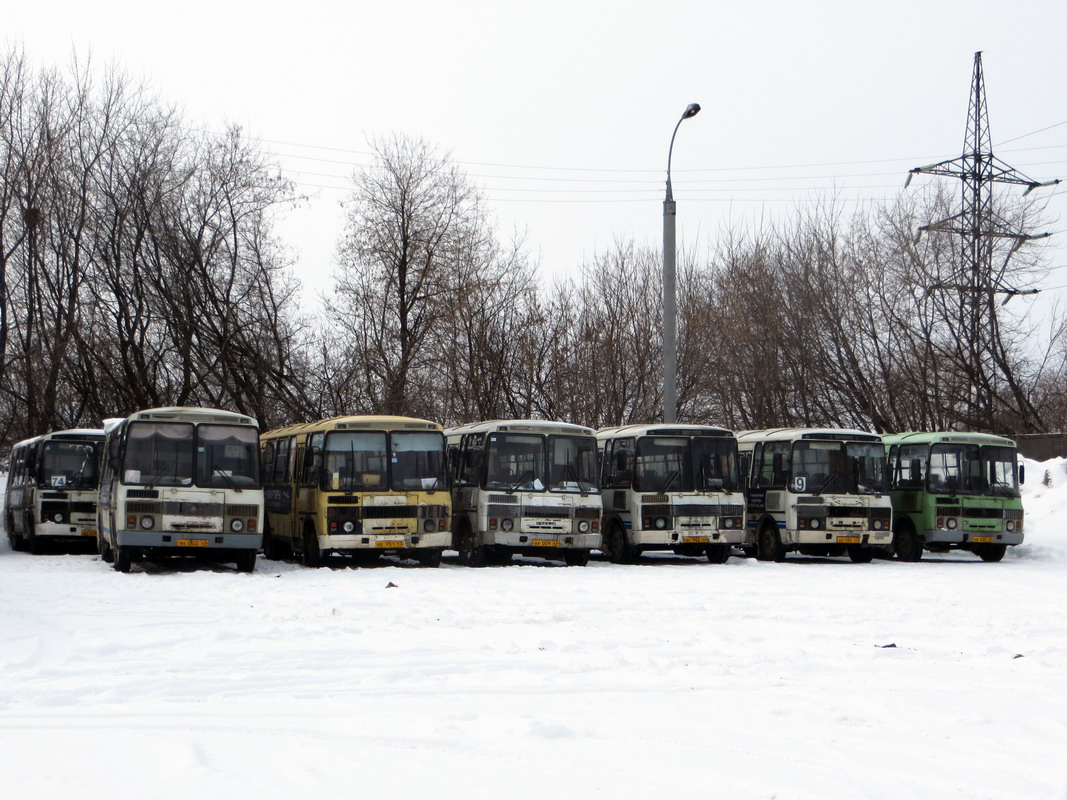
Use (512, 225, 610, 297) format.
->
(662, 102, 701, 424)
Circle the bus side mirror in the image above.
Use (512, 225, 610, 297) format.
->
(909, 458, 922, 482)
(1019, 464, 1025, 485)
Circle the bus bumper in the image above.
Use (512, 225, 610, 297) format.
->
(322, 530, 451, 553)
(923, 530, 1024, 547)
(36, 522, 98, 540)
(488, 532, 600, 551)
(115, 530, 262, 550)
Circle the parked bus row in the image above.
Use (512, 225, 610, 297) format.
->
(3, 408, 1026, 571)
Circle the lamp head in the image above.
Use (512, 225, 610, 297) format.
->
(682, 103, 701, 120)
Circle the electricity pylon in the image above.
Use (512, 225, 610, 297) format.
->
(905, 51, 1059, 430)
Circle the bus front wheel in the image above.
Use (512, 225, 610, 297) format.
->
(974, 543, 1007, 563)
(757, 524, 786, 562)
(235, 550, 256, 573)
(606, 525, 636, 564)
(706, 544, 731, 564)
(893, 522, 923, 562)
(302, 529, 323, 568)
(114, 546, 133, 573)
(457, 528, 486, 567)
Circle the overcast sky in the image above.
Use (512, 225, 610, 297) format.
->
(7, 0, 1067, 313)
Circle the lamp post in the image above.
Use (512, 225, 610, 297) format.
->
(662, 102, 701, 424)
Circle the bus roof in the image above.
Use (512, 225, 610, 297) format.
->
(735, 427, 882, 445)
(263, 415, 443, 440)
(11, 428, 105, 449)
(596, 423, 734, 440)
(446, 419, 595, 438)
(125, 407, 258, 428)
(882, 431, 1018, 448)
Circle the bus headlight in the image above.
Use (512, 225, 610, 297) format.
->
(577, 520, 590, 533)
(723, 517, 734, 529)
(423, 519, 436, 533)
(139, 515, 154, 530)
(230, 519, 245, 533)
(947, 518, 958, 530)
(501, 518, 514, 532)
(872, 519, 883, 531)
(1005, 520, 1015, 532)
(654, 517, 668, 530)
(343, 521, 356, 533)
(809, 518, 821, 530)
(53, 512, 65, 523)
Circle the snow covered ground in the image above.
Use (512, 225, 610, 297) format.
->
(2, 460, 1065, 799)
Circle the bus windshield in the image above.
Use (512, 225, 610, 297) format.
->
(124, 422, 195, 487)
(929, 443, 1019, 497)
(196, 425, 260, 489)
(124, 422, 260, 489)
(635, 437, 692, 493)
(391, 431, 445, 491)
(40, 440, 101, 490)
(693, 436, 740, 492)
(547, 435, 598, 493)
(791, 440, 887, 495)
(485, 433, 545, 491)
(324, 431, 388, 491)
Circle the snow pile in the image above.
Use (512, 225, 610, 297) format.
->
(1017, 457, 1067, 560)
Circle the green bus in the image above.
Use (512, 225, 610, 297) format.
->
(884, 432, 1024, 562)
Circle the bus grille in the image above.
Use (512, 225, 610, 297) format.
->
(522, 506, 570, 519)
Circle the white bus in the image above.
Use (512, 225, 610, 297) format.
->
(596, 424, 745, 563)
(96, 407, 263, 573)
(259, 416, 450, 568)
(736, 428, 892, 562)
(446, 420, 602, 566)
(5, 428, 104, 553)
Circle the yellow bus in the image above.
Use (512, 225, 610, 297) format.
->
(260, 416, 450, 567)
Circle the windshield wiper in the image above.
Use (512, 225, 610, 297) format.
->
(211, 464, 241, 492)
(508, 470, 534, 492)
(812, 473, 839, 495)
(657, 470, 679, 494)
(146, 461, 174, 490)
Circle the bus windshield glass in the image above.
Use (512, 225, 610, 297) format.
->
(984, 445, 1020, 497)
(324, 431, 388, 491)
(847, 441, 888, 494)
(635, 437, 692, 493)
(40, 440, 101, 490)
(485, 433, 544, 491)
(929, 443, 1019, 496)
(791, 440, 887, 495)
(391, 431, 445, 491)
(693, 436, 740, 491)
(197, 425, 260, 489)
(547, 435, 598, 493)
(124, 422, 195, 486)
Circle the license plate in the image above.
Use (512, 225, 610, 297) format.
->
(375, 540, 403, 549)
(837, 536, 861, 544)
(532, 539, 558, 547)
(177, 538, 209, 548)
(683, 536, 708, 543)
(81, 529, 97, 537)
(972, 536, 994, 543)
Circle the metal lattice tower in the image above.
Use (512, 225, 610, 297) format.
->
(907, 51, 1058, 292)
(906, 51, 1059, 428)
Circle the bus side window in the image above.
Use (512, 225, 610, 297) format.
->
(605, 438, 634, 488)
(460, 434, 484, 486)
(261, 443, 276, 486)
(302, 433, 324, 487)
